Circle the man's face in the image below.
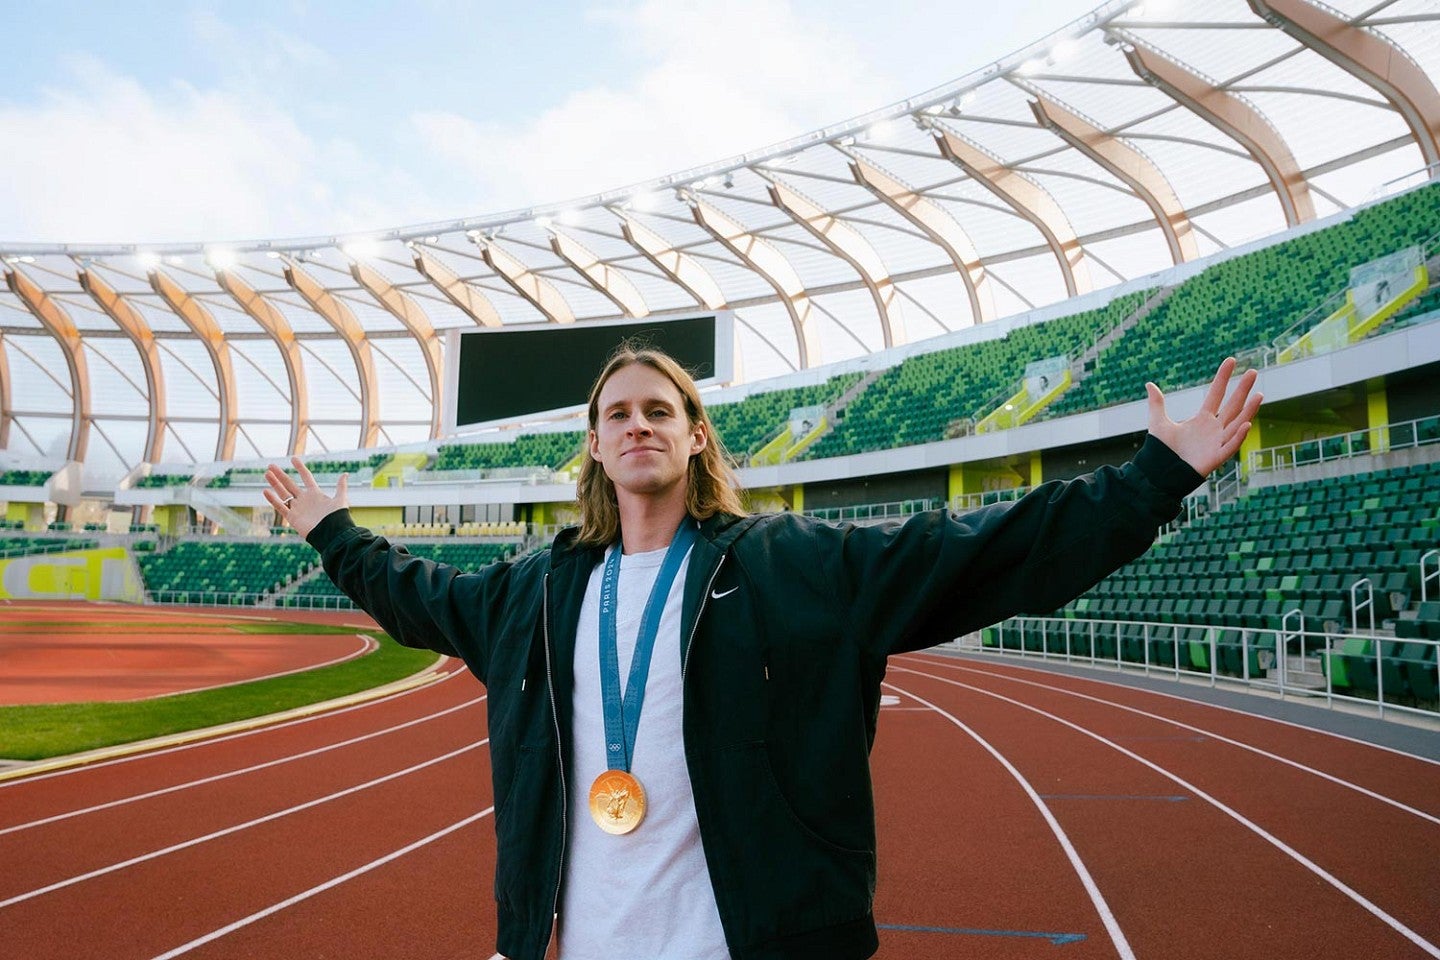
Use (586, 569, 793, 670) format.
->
(589, 363, 707, 500)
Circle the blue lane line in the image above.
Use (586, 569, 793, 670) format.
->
(878, 923, 1086, 945)
(1040, 793, 1190, 802)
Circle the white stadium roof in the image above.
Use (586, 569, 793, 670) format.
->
(2, 0, 1439, 484)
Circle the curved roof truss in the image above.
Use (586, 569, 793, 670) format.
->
(3, 0, 1438, 480)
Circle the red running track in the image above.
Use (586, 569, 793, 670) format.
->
(0, 603, 377, 704)
(2, 650, 1437, 959)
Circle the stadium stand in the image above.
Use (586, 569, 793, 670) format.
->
(137, 540, 319, 605)
(1048, 184, 1440, 419)
(804, 291, 1151, 459)
(430, 432, 586, 473)
(134, 473, 195, 488)
(997, 456, 1440, 706)
(0, 536, 97, 558)
(278, 540, 514, 609)
(706, 373, 864, 462)
(0, 470, 54, 486)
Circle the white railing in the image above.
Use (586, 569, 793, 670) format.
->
(403, 465, 554, 485)
(1423, 549, 1439, 603)
(950, 486, 1031, 513)
(804, 498, 942, 523)
(1247, 413, 1440, 476)
(0, 538, 99, 561)
(963, 614, 1438, 721)
(219, 468, 375, 488)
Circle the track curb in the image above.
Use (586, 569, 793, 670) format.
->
(0, 659, 450, 785)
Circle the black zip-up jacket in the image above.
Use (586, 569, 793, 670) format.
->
(307, 434, 1201, 960)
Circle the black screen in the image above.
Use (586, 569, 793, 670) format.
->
(455, 315, 719, 427)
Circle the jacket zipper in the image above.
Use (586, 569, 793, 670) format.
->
(681, 555, 726, 686)
(541, 573, 567, 956)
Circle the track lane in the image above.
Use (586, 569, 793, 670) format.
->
(0, 706, 487, 902)
(900, 654, 1440, 948)
(0, 661, 477, 828)
(911, 653, 1440, 814)
(5, 740, 494, 960)
(888, 663, 1438, 960)
(149, 810, 496, 960)
(871, 686, 1128, 959)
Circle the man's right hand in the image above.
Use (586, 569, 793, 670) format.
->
(264, 457, 348, 540)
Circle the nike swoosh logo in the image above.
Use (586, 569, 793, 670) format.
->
(711, 586, 739, 599)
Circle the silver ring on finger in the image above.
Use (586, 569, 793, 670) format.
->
(282, 496, 295, 507)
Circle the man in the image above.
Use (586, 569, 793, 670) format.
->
(266, 346, 1260, 960)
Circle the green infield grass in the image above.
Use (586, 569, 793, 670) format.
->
(0, 625, 440, 761)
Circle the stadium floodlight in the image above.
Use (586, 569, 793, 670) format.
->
(2, 256, 17, 264)
(628, 191, 661, 212)
(866, 120, 900, 142)
(558, 209, 583, 226)
(206, 248, 238, 269)
(1052, 39, 1078, 63)
(424, 235, 440, 243)
(167, 255, 184, 265)
(342, 238, 381, 259)
(265, 251, 282, 259)
(1016, 57, 1046, 76)
(534, 215, 554, 228)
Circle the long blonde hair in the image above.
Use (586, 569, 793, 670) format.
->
(576, 344, 747, 547)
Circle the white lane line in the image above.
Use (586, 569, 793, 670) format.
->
(0, 660, 468, 790)
(893, 664, 1440, 959)
(906, 656, 1440, 826)
(913, 651, 1440, 768)
(1, 695, 487, 836)
(0, 738, 488, 909)
(147, 806, 495, 960)
(138, 634, 379, 701)
(882, 679, 1136, 960)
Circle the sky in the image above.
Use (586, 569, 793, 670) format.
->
(0, 1, 1098, 246)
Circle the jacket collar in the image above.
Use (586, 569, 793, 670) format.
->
(542, 512, 763, 742)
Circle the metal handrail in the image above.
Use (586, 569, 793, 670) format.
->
(1246, 412, 1440, 475)
(803, 498, 941, 522)
(964, 614, 1437, 722)
(1422, 549, 1439, 604)
(1351, 577, 1375, 633)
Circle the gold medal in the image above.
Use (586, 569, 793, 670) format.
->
(589, 769, 647, 835)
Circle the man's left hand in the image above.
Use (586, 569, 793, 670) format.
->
(1146, 357, 1263, 477)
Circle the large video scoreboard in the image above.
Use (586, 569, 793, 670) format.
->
(443, 313, 734, 432)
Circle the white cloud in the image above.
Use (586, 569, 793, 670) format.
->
(411, 0, 888, 210)
(0, 56, 437, 243)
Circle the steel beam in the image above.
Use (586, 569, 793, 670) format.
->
(413, 249, 503, 327)
(933, 126, 1092, 296)
(689, 196, 822, 368)
(1029, 93, 1199, 265)
(215, 269, 310, 456)
(284, 260, 381, 448)
(78, 269, 167, 463)
(847, 152, 996, 324)
(549, 227, 650, 318)
(5, 267, 91, 461)
(1124, 41, 1315, 226)
(766, 176, 907, 348)
(350, 261, 444, 439)
(149, 268, 239, 461)
(1250, 0, 1440, 169)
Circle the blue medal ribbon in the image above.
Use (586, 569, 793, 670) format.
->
(598, 518, 698, 774)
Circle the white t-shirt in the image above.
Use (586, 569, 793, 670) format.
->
(558, 543, 730, 960)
